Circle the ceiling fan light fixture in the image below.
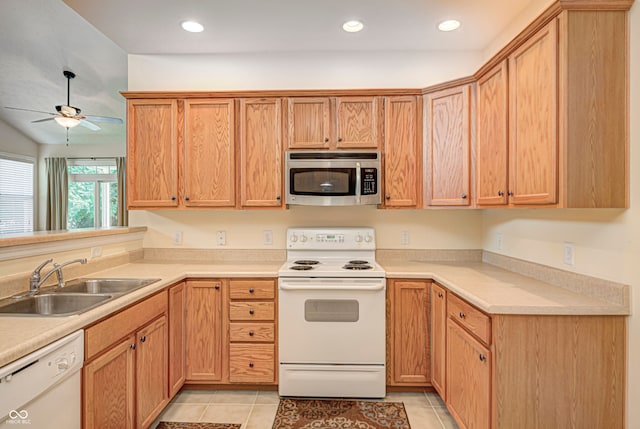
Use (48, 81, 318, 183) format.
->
(54, 116, 81, 128)
(438, 19, 461, 32)
(181, 20, 204, 33)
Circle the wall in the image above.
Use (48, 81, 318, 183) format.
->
(480, 2, 640, 426)
(0, 119, 39, 157)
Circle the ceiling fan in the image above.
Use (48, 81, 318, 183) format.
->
(5, 70, 123, 131)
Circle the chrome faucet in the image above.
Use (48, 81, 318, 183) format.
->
(28, 258, 88, 295)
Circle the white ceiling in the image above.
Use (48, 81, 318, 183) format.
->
(0, 0, 537, 146)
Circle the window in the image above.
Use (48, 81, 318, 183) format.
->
(0, 154, 35, 234)
(67, 159, 118, 229)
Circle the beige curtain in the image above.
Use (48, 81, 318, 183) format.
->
(116, 157, 128, 226)
(45, 157, 68, 230)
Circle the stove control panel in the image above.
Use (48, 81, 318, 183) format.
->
(287, 228, 375, 250)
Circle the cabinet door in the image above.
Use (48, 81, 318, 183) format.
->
(185, 279, 224, 381)
(431, 283, 447, 398)
(383, 96, 421, 208)
(447, 319, 491, 429)
(184, 99, 235, 207)
(425, 85, 471, 206)
(83, 336, 135, 429)
(168, 282, 186, 398)
(509, 20, 558, 205)
(388, 280, 430, 385)
(287, 98, 331, 149)
(477, 61, 509, 206)
(335, 97, 379, 149)
(126, 99, 179, 208)
(136, 315, 169, 429)
(239, 98, 283, 207)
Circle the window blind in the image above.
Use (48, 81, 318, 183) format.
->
(0, 157, 34, 234)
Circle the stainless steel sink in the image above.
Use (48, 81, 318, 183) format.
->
(0, 293, 113, 317)
(56, 278, 160, 295)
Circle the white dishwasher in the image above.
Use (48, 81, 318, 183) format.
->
(0, 330, 84, 428)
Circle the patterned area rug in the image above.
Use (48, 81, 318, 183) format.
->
(156, 423, 241, 429)
(272, 399, 411, 429)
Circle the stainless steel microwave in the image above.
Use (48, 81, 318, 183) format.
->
(285, 150, 381, 206)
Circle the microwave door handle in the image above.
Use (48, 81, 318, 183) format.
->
(355, 162, 361, 203)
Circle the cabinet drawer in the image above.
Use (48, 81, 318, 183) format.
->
(229, 344, 275, 383)
(229, 302, 275, 321)
(448, 294, 491, 344)
(230, 323, 275, 342)
(229, 279, 275, 300)
(86, 291, 167, 360)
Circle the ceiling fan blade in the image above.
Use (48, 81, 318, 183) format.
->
(79, 119, 101, 131)
(31, 117, 56, 123)
(84, 115, 123, 124)
(5, 106, 56, 115)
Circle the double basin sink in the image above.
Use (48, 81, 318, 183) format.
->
(0, 278, 161, 317)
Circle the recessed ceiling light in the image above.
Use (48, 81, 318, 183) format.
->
(181, 21, 204, 33)
(342, 20, 364, 33)
(438, 19, 461, 32)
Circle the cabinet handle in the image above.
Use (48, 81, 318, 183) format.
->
(324, 137, 329, 142)
(438, 292, 443, 298)
(130, 343, 136, 350)
(459, 312, 466, 319)
(498, 191, 504, 197)
(171, 196, 176, 201)
(249, 330, 255, 337)
(385, 195, 391, 200)
(249, 309, 255, 315)
(140, 336, 146, 343)
(338, 137, 343, 142)
(214, 284, 220, 290)
(461, 193, 467, 199)
(249, 288, 255, 294)
(479, 354, 487, 362)
(249, 362, 254, 368)
(185, 196, 190, 201)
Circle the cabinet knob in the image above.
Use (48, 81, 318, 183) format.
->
(461, 193, 467, 199)
(171, 196, 176, 201)
(276, 195, 281, 201)
(324, 137, 329, 142)
(140, 336, 146, 343)
(130, 343, 136, 350)
(249, 362, 254, 368)
(185, 196, 190, 201)
(249, 309, 255, 315)
(438, 292, 443, 298)
(498, 191, 504, 197)
(338, 137, 343, 142)
(214, 284, 220, 290)
(479, 354, 487, 362)
(385, 195, 391, 200)
(249, 330, 255, 337)
(508, 191, 513, 196)
(459, 312, 466, 319)
(249, 288, 255, 294)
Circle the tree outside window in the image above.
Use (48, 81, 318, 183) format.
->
(67, 160, 118, 229)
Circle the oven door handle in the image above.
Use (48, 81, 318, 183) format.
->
(279, 283, 384, 291)
(355, 162, 361, 203)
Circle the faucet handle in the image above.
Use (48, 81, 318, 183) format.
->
(32, 258, 53, 276)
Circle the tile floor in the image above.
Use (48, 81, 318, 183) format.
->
(151, 390, 459, 429)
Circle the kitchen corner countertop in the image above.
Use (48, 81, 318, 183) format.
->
(0, 259, 628, 368)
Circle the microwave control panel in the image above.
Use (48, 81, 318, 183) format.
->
(361, 168, 377, 195)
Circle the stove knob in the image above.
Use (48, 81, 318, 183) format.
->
(364, 234, 373, 243)
(290, 234, 298, 243)
(355, 234, 363, 243)
(300, 234, 308, 243)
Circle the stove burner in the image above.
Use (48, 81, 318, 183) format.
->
(349, 260, 369, 265)
(294, 260, 320, 265)
(343, 263, 373, 270)
(290, 265, 314, 271)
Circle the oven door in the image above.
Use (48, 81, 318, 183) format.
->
(278, 277, 385, 365)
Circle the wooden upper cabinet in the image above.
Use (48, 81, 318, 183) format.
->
(126, 99, 179, 208)
(335, 96, 380, 149)
(239, 98, 283, 208)
(383, 96, 421, 208)
(287, 98, 331, 149)
(509, 20, 558, 206)
(425, 85, 471, 206)
(477, 60, 509, 206)
(183, 99, 235, 207)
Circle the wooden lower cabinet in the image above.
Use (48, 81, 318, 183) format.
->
(430, 282, 447, 397)
(386, 279, 430, 386)
(229, 344, 276, 383)
(83, 292, 168, 429)
(168, 282, 186, 398)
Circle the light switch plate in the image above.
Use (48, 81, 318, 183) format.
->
(563, 242, 575, 265)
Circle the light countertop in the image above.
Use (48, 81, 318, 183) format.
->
(0, 259, 628, 368)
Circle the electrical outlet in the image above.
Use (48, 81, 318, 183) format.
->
(263, 230, 273, 245)
(563, 242, 575, 265)
(400, 231, 409, 245)
(496, 233, 503, 250)
(173, 231, 183, 246)
(90, 246, 102, 259)
(217, 231, 226, 246)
